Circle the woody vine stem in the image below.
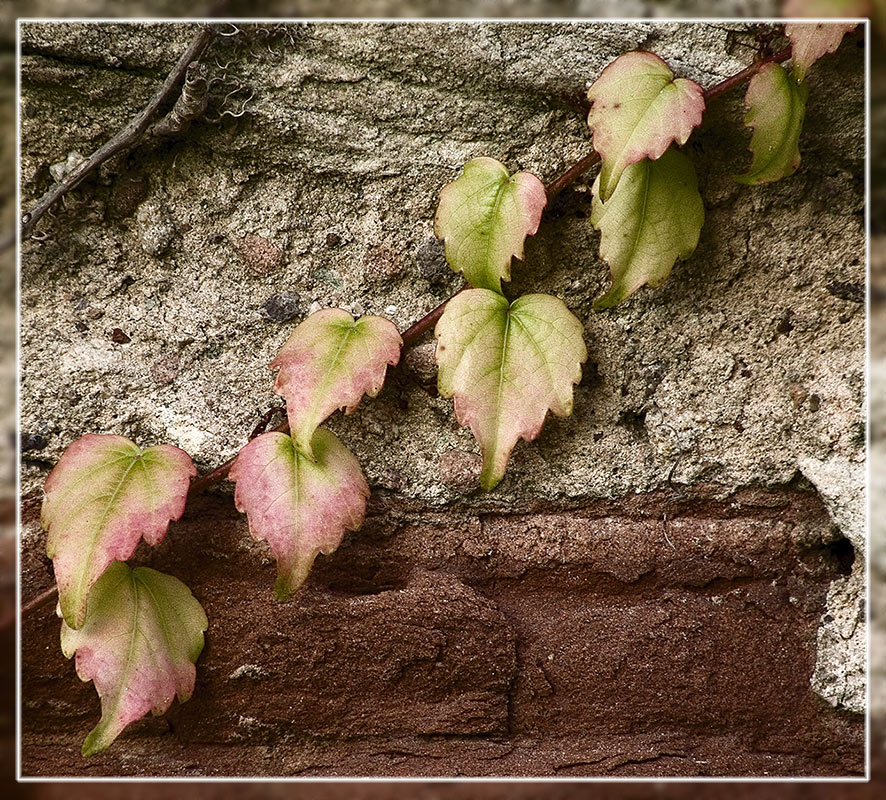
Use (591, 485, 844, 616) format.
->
(13, 32, 795, 625)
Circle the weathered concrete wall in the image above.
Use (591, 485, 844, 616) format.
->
(17, 19, 865, 777)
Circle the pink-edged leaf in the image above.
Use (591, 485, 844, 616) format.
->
(42, 434, 196, 629)
(435, 290, 587, 491)
(229, 429, 369, 600)
(785, 21, 859, 81)
(271, 308, 402, 458)
(434, 156, 547, 293)
(61, 562, 207, 756)
(587, 50, 705, 201)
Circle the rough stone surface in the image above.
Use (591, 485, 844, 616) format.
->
(18, 23, 865, 503)
(17, 22, 865, 502)
(136, 200, 176, 257)
(15, 17, 867, 777)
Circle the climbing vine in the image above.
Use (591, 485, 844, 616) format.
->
(22, 20, 861, 755)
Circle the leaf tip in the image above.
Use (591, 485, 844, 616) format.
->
(274, 545, 319, 601)
(81, 724, 113, 758)
(593, 289, 622, 312)
(273, 570, 304, 602)
(479, 466, 503, 492)
(58, 584, 88, 631)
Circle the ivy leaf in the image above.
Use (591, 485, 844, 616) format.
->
(42, 434, 196, 630)
(434, 156, 547, 293)
(785, 22, 858, 81)
(60, 562, 207, 757)
(228, 429, 369, 600)
(734, 62, 809, 186)
(591, 147, 704, 310)
(587, 51, 706, 202)
(435, 289, 586, 491)
(271, 308, 402, 458)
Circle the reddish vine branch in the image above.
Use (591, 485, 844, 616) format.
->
(181, 41, 796, 494)
(19, 585, 59, 618)
(545, 150, 602, 201)
(703, 45, 792, 103)
(15, 39, 796, 627)
(187, 290, 473, 495)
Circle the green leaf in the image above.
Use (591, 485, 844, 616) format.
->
(734, 62, 808, 186)
(591, 147, 704, 310)
(42, 434, 196, 630)
(434, 156, 547, 293)
(786, 22, 858, 81)
(435, 290, 586, 491)
(228, 429, 369, 600)
(271, 308, 402, 458)
(61, 562, 207, 757)
(587, 50, 705, 202)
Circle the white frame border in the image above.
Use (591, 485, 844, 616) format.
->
(13, 14, 873, 784)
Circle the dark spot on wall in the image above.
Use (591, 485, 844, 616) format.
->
(580, 362, 601, 389)
(618, 409, 647, 436)
(20, 432, 47, 452)
(827, 537, 855, 575)
(776, 309, 794, 336)
(110, 170, 148, 219)
(363, 244, 403, 281)
(415, 238, 449, 284)
(260, 292, 302, 322)
(826, 281, 864, 304)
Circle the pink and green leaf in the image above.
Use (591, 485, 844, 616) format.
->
(435, 290, 587, 491)
(42, 434, 196, 629)
(271, 309, 402, 457)
(587, 50, 705, 202)
(434, 156, 547, 293)
(734, 62, 808, 186)
(60, 562, 207, 756)
(785, 21, 858, 81)
(229, 429, 369, 600)
(591, 147, 704, 310)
